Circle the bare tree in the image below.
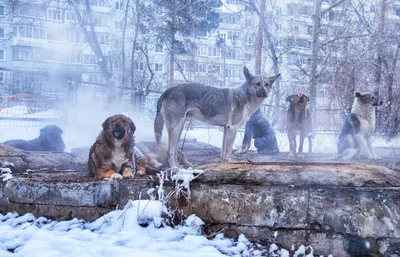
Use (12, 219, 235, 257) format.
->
(67, 0, 116, 101)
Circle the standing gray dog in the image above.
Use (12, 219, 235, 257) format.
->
(154, 67, 280, 169)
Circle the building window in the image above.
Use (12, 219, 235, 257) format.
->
(226, 0, 238, 4)
(0, 71, 3, 82)
(155, 43, 163, 53)
(88, 74, 103, 84)
(115, 1, 124, 10)
(18, 26, 46, 40)
(114, 39, 123, 49)
(227, 31, 240, 42)
(66, 31, 81, 43)
(0, 6, 4, 16)
(98, 34, 109, 45)
(48, 8, 62, 21)
(83, 54, 96, 65)
(245, 53, 252, 61)
(155, 63, 163, 72)
(293, 25, 300, 33)
(196, 64, 206, 73)
(65, 11, 77, 22)
(0, 28, 3, 38)
(208, 47, 219, 57)
(225, 68, 236, 78)
(135, 61, 144, 71)
(245, 35, 253, 45)
(0, 49, 5, 61)
(225, 48, 237, 59)
(115, 20, 124, 30)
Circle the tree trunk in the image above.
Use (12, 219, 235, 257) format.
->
(387, 42, 400, 138)
(169, 31, 175, 88)
(68, 0, 116, 102)
(309, 0, 322, 134)
(130, 0, 140, 107)
(373, 0, 387, 97)
(121, 0, 130, 97)
(255, 0, 264, 74)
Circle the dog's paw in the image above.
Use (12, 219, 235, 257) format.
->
(234, 149, 246, 155)
(135, 168, 146, 176)
(122, 167, 134, 178)
(288, 152, 296, 158)
(109, 173, 123, 180)
(371, 153, 381, 160)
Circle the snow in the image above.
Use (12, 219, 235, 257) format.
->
(0, 166, 13, 182)
(0, 200, 317, 257)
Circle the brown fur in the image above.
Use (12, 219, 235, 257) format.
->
(286, 93, 312, 158)
(88, 114, 136, 180)
(136, 142, 193, 173)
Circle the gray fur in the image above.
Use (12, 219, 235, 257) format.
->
(154, 67, 280, 169)
(337, 92, 383, 160)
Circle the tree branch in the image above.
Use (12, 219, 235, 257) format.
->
(321, 0, 346, 16)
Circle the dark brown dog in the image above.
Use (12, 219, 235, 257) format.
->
(4, 125, 65, 152)
(286, 93, 312, 158)
(88, 114, 136, 180)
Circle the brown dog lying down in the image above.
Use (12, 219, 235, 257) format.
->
(135, 141, 193, 174)
(88, 114, 136, 180)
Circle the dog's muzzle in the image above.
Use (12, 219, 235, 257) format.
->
(373, 100, 383, 106)
(112, 123, 126, 139)
(256, 89, 268, 98)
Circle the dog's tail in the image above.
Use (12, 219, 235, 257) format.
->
(154, 93, 166, 146)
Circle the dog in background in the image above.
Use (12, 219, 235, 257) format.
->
(337, 92, 382, 160)
(3, 125, 65, 152)
(88, 114, 136, 180)
(135, 142, 193, 173)
(236, 108, 279, 155)
(154, 66, 280, 169)
(286, 93, 312, 158)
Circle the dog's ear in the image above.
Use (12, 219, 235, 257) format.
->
(285, 95, 293, 102)
(102, 117, 111, 130)
(355, 92, 362, 98)
(129, 119, 136, 133)
(269, 73, 281, 85)
(243, 66, 253, 83)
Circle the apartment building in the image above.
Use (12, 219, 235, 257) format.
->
(0, 0, 398, 112)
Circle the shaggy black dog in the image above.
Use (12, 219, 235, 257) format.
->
(239, 108, 279, 155)
(3, 125, 65, 152)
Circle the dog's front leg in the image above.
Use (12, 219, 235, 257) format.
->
(288, 130, 296, 158)
(96, 164, 123, 180)
(298, 130, 306, 158)
(366, 136, 381, 159)
(221, 126, 238, 161)
(235, 128, 252, 154)
(122, 162, 135, 178)
(354, 134, 373, 159)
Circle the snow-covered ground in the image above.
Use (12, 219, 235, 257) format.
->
(0, 200, 318, 257)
